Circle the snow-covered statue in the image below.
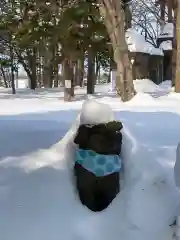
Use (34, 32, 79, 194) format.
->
(73, 100, 123, 211)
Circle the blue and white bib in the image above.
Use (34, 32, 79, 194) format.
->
(75, 148, 121, 177)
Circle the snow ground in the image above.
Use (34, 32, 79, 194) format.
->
(0, 80, 180, 240)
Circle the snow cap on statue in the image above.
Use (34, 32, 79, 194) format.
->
(80, 99, 115, 125)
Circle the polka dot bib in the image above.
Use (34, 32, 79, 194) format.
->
(75, 148, 121, 177)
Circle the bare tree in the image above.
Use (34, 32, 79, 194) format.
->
(131, 0, 163, 47)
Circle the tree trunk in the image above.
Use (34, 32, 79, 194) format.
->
(43, 65, 53, 88)
(87, 48, 95, 94)
(28, 49, 37, 90)
(54, 63, 59, 87)
(79, 58, 84, 87)
(74, 60, 78, 86)
(10, 44, 15, 94)
(43, 48, 53, 88)
(11, 66, 15, 94)
(175, 1, 180, 92)
(63, 58, 74, 101)
(54, 72, 59, 87)
(160, 0, 165, 30)
(75, 58, 84, 87)
(95, 56, 100, 83)
(124, 4, 132, 30)
(167, 0, 173, 23)
(30, 62, 37, 90)
(36, 53, 42, 88)
(32, 55, 37, 90)
(172, 0, 178, 86)
(108, 65, 111, 83)
(0, 66, 8, 88)
(6, 69, 11, 88)
(98, 0, 135, 101)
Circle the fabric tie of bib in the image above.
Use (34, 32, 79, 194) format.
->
(75, 148, 121, 177)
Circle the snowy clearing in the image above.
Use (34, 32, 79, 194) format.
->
(0, 80, 180, 240)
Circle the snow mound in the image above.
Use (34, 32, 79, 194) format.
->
(126, 29, 163, 56)
(159, 80, 172, 92)
(134, 79, 172, 97)
(159, 80, 172, 88)
(160, 40, 172, 51)
(134, 79, 158, 93)
(127, 92, 157, 105)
